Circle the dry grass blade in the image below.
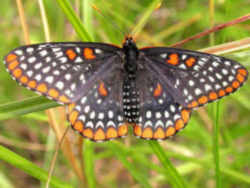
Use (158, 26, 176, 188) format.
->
(200, 37, 250, 55)
(171, 14, 250, 47)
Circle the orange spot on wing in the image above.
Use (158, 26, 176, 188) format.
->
(166, 126, 176, 137)
(12, 68, 22, 78)
(73, 121, 84, 132)
(198, 96, 208, 105)
(218, 89, 225, 97)
(66, 49, 76, 60)
(98, 81, 108, 96)
(175, 119, 184, 130)
(59, 95, 70, 103)
(167, 53, 179, 65)
(118, 124, 128, 136)
(83, 128, 94, 139)
(6, 54, 17, 63)
(236, 73, 245, 83)
(238, 68, 248, 76)
(225, 86, 233, 93)
(185, 57, 196, 67)
(84, 48, 96, 60)
(209, 92, 218, 100)
(181, 109, 190, 124)
(188, 100, 198, 108)
(48, 88, 59, 98)
(94, 128, 105, 141)
(142, 127, 153, 139)
(106, 127, 118, 139)
(153, 127, 165, 139)
(37, 83, 48, 93)
(232, 81, 240, 89)
(20, 76, 28, 84)
(153, 83, 162, 97)
(27, 80, 37, 88)
(8, 60, 19, 70)
(69, 110, 79, 124)
(133, 125, 142, 136)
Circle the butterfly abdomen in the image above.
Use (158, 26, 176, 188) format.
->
(122, 75, 140, 123)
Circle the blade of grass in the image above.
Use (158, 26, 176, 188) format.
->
(0, 145, 73, 188)
(131, 0, 162, 37)
(171, 13, 250, 47)
(0, 97, 59, 120)
(213, 102, 222, 188)
(148, 141, 187, 188)
(208, 2, 222, 187)
(83, 140, 96, 188)
(109, 142, 151, 188)
(83, 0, 94, 39)
(55, 0, 93, 41)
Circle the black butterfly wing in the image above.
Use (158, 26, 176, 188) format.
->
(68, 69, 129, 142)
(133, 66, 192, 140)
(132, 47, 248, 140)
(4, 42, 129, 141)
(4, 42, 123, 104)
(140, 47, 248, 109)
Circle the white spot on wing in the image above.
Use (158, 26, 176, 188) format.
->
(195, 88, 202, 96)
(28, 57, 36, 63)
(56, 81, 64, 90)
(95, 48, 103, 54)
(45, 76, 54, 84)
(40, 50, 48, 57)
(20, 64, 27, 70)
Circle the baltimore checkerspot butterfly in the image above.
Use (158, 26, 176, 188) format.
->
(4, 36, 248, 141)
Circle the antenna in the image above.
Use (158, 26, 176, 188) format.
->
(91, 4, 126, 38)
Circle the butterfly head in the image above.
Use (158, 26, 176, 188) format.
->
(122, 35, 138, 52)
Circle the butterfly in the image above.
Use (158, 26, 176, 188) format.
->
(4, 36, 248, 141)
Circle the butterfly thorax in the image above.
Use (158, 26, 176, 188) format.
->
(122, 38, 140, 124)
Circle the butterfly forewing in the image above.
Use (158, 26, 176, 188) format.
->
(4, 42, 122, 104)
(140, 47, 248, 109)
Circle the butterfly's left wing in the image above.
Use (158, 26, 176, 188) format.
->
(140, 47, 248, 109)
(4, 42, 123, 104)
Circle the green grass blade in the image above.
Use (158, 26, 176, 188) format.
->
(0, 145, 72, 188)
(213, 102, 222, 188)
(83, 140, 96, 188)
(222, 167, 250, 184)
(108, 142, 151, 188)
(148, 141, 187, 188)
(0, 96, 59, 120)
(55, 0, 93, 41)
(131, 0, 162, 36)
(82, 0, 94, 39)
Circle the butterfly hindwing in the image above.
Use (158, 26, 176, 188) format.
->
(4, 42, 122, 104)
(68, 70, 128, 141)
(140, 47, 248, 109)
(133, 69, 192, 140)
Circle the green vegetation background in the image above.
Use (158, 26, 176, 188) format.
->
(0, 0, 250, 188)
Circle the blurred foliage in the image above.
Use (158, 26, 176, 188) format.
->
(0, 0, 250, 188)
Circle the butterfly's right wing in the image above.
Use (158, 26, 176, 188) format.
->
(133, 67, 192, 140)
(140, 47, 248, 109)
